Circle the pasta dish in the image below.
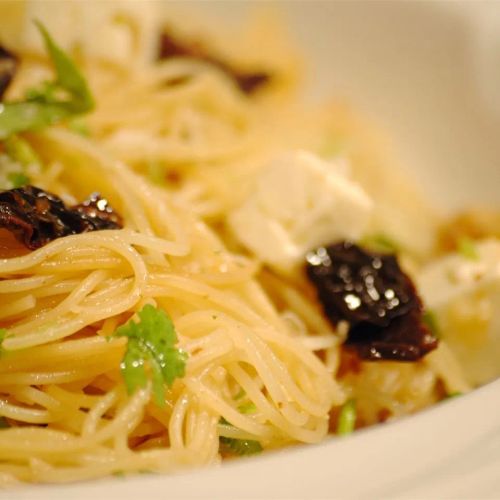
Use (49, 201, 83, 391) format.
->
(0, 2, 498, 485)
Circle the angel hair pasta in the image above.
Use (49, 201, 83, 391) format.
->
(0, 2, 496, 485)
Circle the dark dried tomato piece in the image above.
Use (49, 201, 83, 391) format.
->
(72, 192, 123, 231)
(158, 30, 203, 60)
(0, 45, 18, 101)
(306, 242, 418, 327)
(0, 186, 123, 250)
(158, 29, 271, 95)
(346, 308, 438, 361)
(233, 71, 271, 95)
(305, 241, 438, 361)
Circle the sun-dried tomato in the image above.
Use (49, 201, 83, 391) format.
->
(158, 30, 271, 95)
(72, 192, 123, 231)
(305, 241, 438, 361)
(0, 45, 18, 101)
(0, 186, 123, 250)
(234, 72, 271, 95)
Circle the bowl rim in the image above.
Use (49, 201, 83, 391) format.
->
(11, 378, 500, 499)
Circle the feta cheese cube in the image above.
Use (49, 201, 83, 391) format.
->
(417, 239, 500, 309)
(417, 239, 500, 385)
(228, 150, 373, 273)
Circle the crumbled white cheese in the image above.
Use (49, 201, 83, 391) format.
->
(0, 0, 159, 66)
(228, 150, 373, 273)
(417, 239, 500, 309)
(418, 239, 500, 385)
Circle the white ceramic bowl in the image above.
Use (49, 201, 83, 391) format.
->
(10, 2, 500, 498)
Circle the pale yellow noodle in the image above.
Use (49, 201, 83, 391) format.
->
(0, 18, 473, 484)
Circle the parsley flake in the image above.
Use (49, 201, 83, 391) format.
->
(146, 160, 166, 186)
(7, 172, 30, 188)
(422, 309, 440, 338)
(445, 391, 462, 399)
(4, 135, 41, 167)
(68, 118, 91, 137)
(361, 233, 399, 253)
(0, 328, 8, 357)
(337, 399, 356, 436)
(220, 436, 262, 456)
(457, 237, 479, 261)
(238, 401, 257, 414)
(0, 21, 94, 139)
(113, 305, 187, 406)
(233, 388, 246, 400)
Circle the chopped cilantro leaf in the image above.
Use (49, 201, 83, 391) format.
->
(337, 399, 356, 436)
(68, 118, 91, 137)
(218, 416, 262, 455)
(361, 233, 399, 253)
(3, 135, 37, 188)
(233, 388, 246, 400)
(220, 436, 262, 456)
(0, 328, 7, 346)
(34, 21, 94, 112)
(7, 172, 30, 188)
(120, 337, 148, 395)
(457, 237, 479, 261)
(446, 391, 462, 399)
(0, 22, 94, 139)
(146, 160, 166, 186)
(238, 401, 257, 414)
(321, 136, 346, 157)
(422, 310, 440, 338)
(113, 305, 187, 406)
(0, 417, 9, 429)
(4, 135, 41, 167)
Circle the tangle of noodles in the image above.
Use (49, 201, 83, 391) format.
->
(0, 129, 345, 484)
(0, 5, 480, 485)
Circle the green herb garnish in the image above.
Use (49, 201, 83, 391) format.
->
(422, 309, 440, 338)
(67, 118, 91, 137)
(233, 388, 246, 401)
(2, 135, 40, 188)
(7, 172, 29, 188)
(0, 21, 94, 139)
(4, 135, 41, 167)
(220, 436, 262, 456)
(337, 399, 356, 436)
(361, 233, 399, 253)
(113, 305, 187, 406)
(321, 136, 346, 157)
(146, 160, 166, 186)
(0, 329, 7, 359)
(457, 237, 479, 261)
(238, 401, 257, 414)
(219, 416, 230, 426)
(0, 417, 10, 429)
(445, 391, 462, 399)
